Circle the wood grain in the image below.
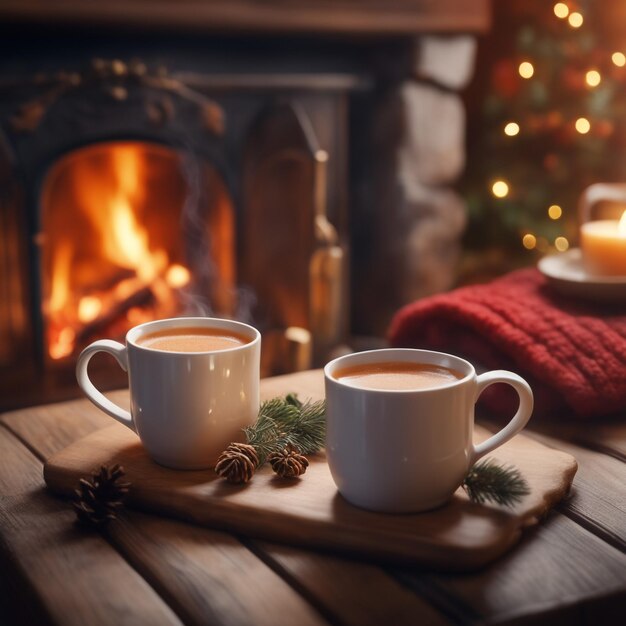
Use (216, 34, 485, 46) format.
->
(250, 541, 449, 626)
(105, 512, 327, 626)
(519, 429, 626, 552)
(42, 371, 577, 571)
(398, 513, 626, 624)
(553, 421, 626, 463)
(0, 0, 491, 35)
(1, 391, 119, 460)
(0, 425, 182, 625)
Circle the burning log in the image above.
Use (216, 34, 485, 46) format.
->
(77, 267, 136, 298)
(76, 285, 155, 344)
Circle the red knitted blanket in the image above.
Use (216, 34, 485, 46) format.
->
(388, 268, 626, 419)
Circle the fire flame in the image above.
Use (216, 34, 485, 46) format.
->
(619, 210, 626, 237)
(44, 143, 192, 360)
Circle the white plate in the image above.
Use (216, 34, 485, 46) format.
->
(538, 248, 626, 302)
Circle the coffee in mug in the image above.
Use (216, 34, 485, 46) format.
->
(76, 317, 261, 470)
(324, 349, 533, 513)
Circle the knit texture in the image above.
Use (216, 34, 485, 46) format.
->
(388, 268, 626, 419)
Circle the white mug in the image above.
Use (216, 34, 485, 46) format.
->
(324, 349, 533, 513)
(76, 317, 261, 470)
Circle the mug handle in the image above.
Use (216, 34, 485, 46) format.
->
(579, 183, 626, 223)
(470, 370, 533, 465)
(76, 340, 136, 433)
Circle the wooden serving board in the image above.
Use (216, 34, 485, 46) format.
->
(44, 370, 578, 571)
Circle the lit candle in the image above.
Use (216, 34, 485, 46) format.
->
(580, 210, 626, 275)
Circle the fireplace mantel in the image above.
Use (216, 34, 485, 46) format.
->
(0, 0, 489, 35)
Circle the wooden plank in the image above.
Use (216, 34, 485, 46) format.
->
(260, 369, 327, 401)
(0, 425, 182, 626)
(172, 72, 367, 92)
(1, 390, 123, 460)
(393, 514, 626, 625)
(520, 429, 626, 553)
(105, 512, 327, 626)
(0, 0, 491, 35)
(501, 418, 626, 464)
(583, 422, 626, 460)
(250, 541, 449, 626)
(551, 421, 626, 463)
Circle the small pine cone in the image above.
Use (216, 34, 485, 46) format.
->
(73, 464, 130, 528)
(215, 443, 259, 484)
(268, 446, 309, 479)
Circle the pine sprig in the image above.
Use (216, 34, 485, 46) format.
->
(244, 394, 326, 465)
(244, 399, 297, 464)
(462, 459, 530, 507)
(278, 399, 326, 455)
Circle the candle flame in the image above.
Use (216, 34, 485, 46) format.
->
(619, 211, 626, 237)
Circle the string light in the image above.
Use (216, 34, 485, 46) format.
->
(553, 3, 569, 19)
(492, 180, 510, 198)
(518, 61, 534, 79)
(522, 234, 537, 250)
(568, 12, 583, 28)
(585, 70, 601, 87)
(575, 117, 591, 134)
(555, 237, 569, 252)
(504, 122, 520, 136)
(612, 52, 626, 67)
(548, 205, 563, 220)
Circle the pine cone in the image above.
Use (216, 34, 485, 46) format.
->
(268, 445, 309, 479)
(215, 443, 259, 484)
(73, 464, 130, 528)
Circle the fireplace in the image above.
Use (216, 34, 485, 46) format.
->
(0, 2, 489, 409)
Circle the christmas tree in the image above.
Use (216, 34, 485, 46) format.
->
(462, 0, 626, 277)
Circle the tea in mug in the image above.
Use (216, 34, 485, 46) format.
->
(333, 361, 464, 391)
(137, 327, 251, 353)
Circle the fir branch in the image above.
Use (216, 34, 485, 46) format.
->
(284, 393, 303, 408)
(281, 399, 326, 455)
(244, 398, 297, 464)
(462, 459, 530, 507)
(243, 394, 326, 464)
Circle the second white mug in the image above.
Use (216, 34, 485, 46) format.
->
(324, 348, 533, 513)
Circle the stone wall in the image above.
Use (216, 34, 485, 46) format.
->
(355, 36, 476, 334)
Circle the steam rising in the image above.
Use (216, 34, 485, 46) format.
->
(177, 149, 257, 324)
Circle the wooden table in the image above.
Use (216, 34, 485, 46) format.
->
(1, 370, 625, 625)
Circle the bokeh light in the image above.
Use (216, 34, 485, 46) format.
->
(553, 3, 569, 19)
(518, 61, 534, 79)
(568, 12, 583, 28)
(504, 122, 520, 136)
(612, 52, 626, 67)
(492, 180, 510, 198)
(575, 117, 591, 134)
(548, 205, 563, 220)
(522, 234, 537, 250)
(555, 236, 569, 252)
(585, 70, 601, 87)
